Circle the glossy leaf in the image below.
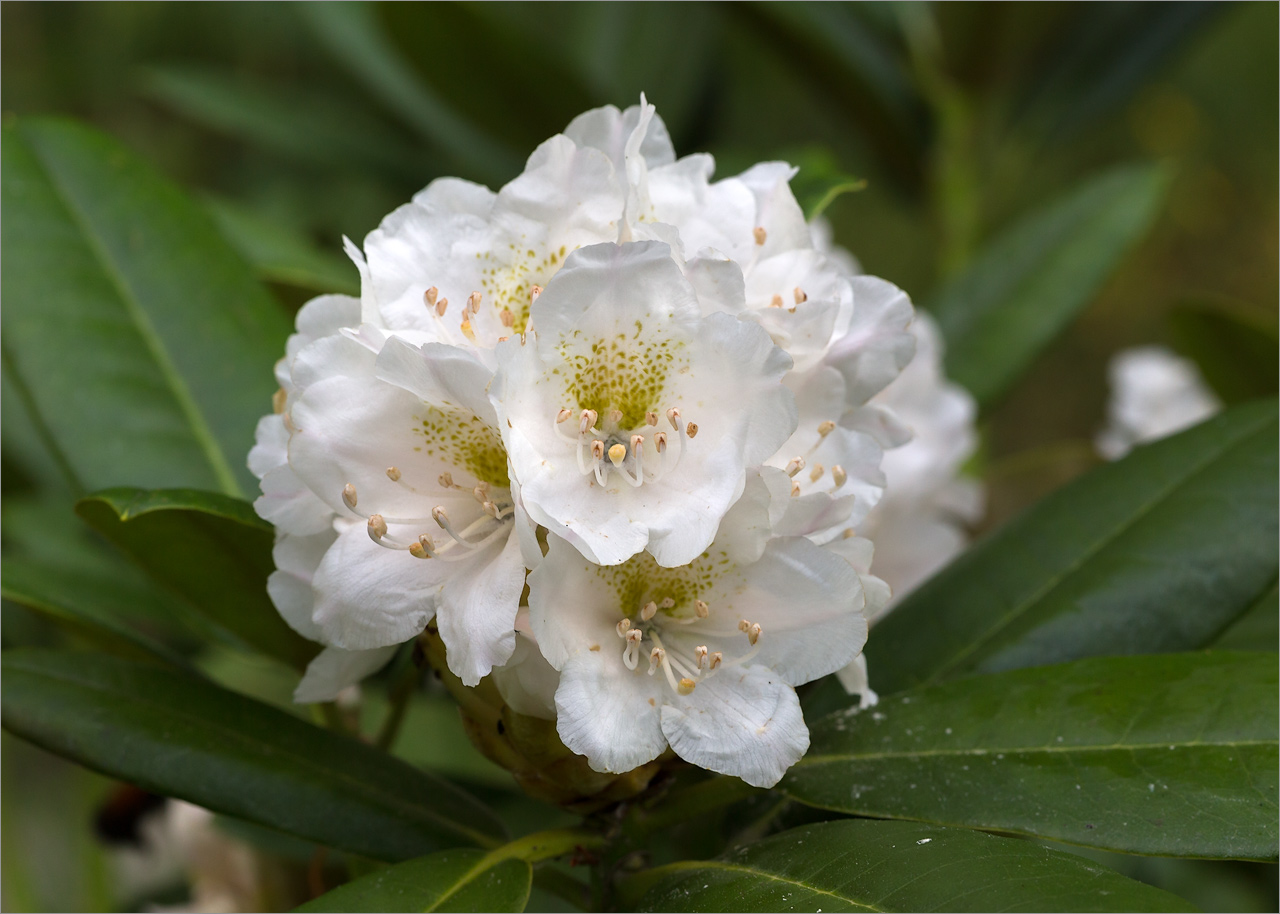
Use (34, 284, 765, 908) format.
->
(75, 487, 316, 669)
(1169, 299, 1280, 406)
(1, 117, 290, 497)
(931, 164, 1168, 409)
(205, 197, 360, 296)
(624, 819, 1194, 912)
(296, 849, 531, 913)
(1, 650, 506, 861)
(786, 653, 1278, 860)
(870, 399, 1278, 693)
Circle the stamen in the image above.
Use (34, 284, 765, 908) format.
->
(500, 308, 515, 328)
(794, 286, 808, 304)
(678, 678, 697, 695)
(529, 284, 543, 304)
(739, 619, 751, 633)
(617, 618, 633, 638)
(809, 464, 824, 483)
(467, 291, 482, 315)
(424, 286, 438, 307)
(342, 483, 358, 510)
(272, 388, 286, 414)
(591, 440, 606, 461)
(432, 506, 450, 526)
(631, 434, 645, 454)
(623, 628, 644, 670)
(409, 535, 435, 559)
(436, 298, 448, 318)
(556, 408, 573, 424)
(817, 420, 836, 437)
(753, 226, 767, 246)
(666, 407, 681, 430)
(580, 409, 598, 435)
(842, 528, 857, 539)
(386, 467, 401, 482)
(785, 456, 806, 477)
(460, 319, 475, 342)
(748, 623, 762, 646)
(659, 597, 675, 609)
(654, 432, 668, 453)
(831, 465, 848, 490)
(641, 601, 658, 622)
(685, 422, 699, 439)
(709, 652, 723, 670)
(695, 645, 708, 670)
(608, 408, 624, 426)
(769, 294, 784, 308)
(483, 501, 501, 519)
(438, 472, 455, 489)
(791, 482, 801, 497)
(645, 411, 658, 426)
(647, 647, 665, 675)
(694, 599, 710, 618)
(367, 514, 388, 543)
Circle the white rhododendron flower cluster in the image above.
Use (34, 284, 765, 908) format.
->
(251, 98, 917, 788)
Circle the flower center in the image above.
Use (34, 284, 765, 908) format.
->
(559, 327, 686, 430)
(552, 405, 698, 488)
(478, 244, 569, 334)
(414, 405, 510, 490)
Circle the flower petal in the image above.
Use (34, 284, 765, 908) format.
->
(293, 645, 397, 704)
(436, 524, 525, 686)
(555, 649, 667, 775)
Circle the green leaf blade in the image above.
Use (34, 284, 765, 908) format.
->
(1, 117, 290, 497)
(626, 820, 1195, 912)
(871, 399, 1278, 693)
(296, 849, 531, 913)
(786, 653, 1278, 860)
(932, 163, 1169, 410)
(1, 650, 507, 861)
(74, 487, 315, 669)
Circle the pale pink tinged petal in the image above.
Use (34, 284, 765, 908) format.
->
(660, 665, 808, 788)
(556, 650, 667, 775)
(436, 527, 525, 686)
(310, 522, 443, 650)
(293, 645, 398, 704)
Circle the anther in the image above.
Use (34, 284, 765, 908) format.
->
(785, 456, 806, 477)
(500, 308, 515, 328)
(770, 294, 784, 309)
(648, 647, 665, 675)
(645, 411, 658, 426)
(483, 501, 501, 519)
(694, 599, 709, 618)
(591, 440, 606, 460)
(831, 465, 848, 489)
(529, 284, 542, 303)
(695, 645, 708, 669)
(631, 434, 645, 454)
(386, 466, 402, 482)
(467, 291, 482, 314)
(748, 623, 762, 645)
(666, 407, 681, 430)
(431, 506, 449, 526)
(809, 464, 824, 483)
(842, 528, 857, 539)
(409, 535, 435, 559)
(272, 388, 286, 414)
(654, 432, 668, 453)
(460, 319, 475, 341)
(659, 597, 675, 609)
(580, 409, 597, 435)
(617, 619, 633, 638)
(424, 286, 439, 307)
(436, 298, 448, 318)
(557, 408, 573, 424)
(817, 420, 836, 437)
(641, 601, 658, 621)
(685, 422, 699, 439)
(753, 226, 767, 246)
(710, 652, 723, 670)
(678, 678, 697, 695)
(739, 619, 751, 633)
(367, 514, 388, 542)
(626, 628, 644, 646)
(791, 482, 801, 497)
(794, 286, 808, 304)
(608, 443, 627, 466)
(342, 484, 358, 510)
(438, 472, 455, 489)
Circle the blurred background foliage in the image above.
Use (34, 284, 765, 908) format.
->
(2, 2, 1275, 911)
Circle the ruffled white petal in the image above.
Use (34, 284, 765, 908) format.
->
(556, 649, 667, 774)
(294, 645, 398, 704)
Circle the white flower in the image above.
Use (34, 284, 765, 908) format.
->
(525, 475, 868, 788)
(492, 240, 797, 567)
(1096, 345, 1220, 460)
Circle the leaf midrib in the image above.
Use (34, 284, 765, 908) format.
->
(796, 737, 1278, 767)
(644, 859, 883, 912)
(925, 411, 1274, 684)
(4, 662, 499, 850)
(25, 127, 243, 498)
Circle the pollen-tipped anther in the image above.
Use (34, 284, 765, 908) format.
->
(770, 294, 784, 308)
(556, 408, 573, 424)
(695, 645, 708, 669)
(648, 647, 665, 675)
(500, 308, 515, 328)
(659, 597, 675, 609)
(616, 618, 633, 638)
(794, 286, 808, 304)
(529, 284, 543, 303)
(483, 501, 501, 519)
(685, 422, 699, 439)
(460, 318, 475, 342)
(748, 623, 762, 645)
(424, 286, 439, 307)
(753, 226, 767, 245)
(630, 434, 645, 453)
(654, 432, 668, 453)
(666, 407, 681, 430)
(467, 291, 482, 314)
(591, 440, 606, 461)
(386, 466, 402, 482)
(409, 535, 435, 559)
(645, 411, 658, 426)
(367, 514, 388, 542)
(785, 456, 806, 477)
(342, 483, 358, 510)
(438, 472, 455, 489)
(641, 601, 658, 621)
(579, 409, 598, 435)
(710, 652, 723, 670)
(694, 599, 709, 618)
(431, 506, 449, 526)
(817, 420, 836, 437)
(272, 388, 286, 414)
(831, 465, 848, 489)
(809, 464, 825, 483)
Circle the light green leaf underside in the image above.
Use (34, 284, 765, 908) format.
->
(625, 819, 1195, 912)
(786, 653, 1278, 860)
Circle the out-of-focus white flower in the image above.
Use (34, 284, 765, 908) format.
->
(525, 476, 868, 788)
(1096, 345, 1220, 460)
(492, 240, 796, 567)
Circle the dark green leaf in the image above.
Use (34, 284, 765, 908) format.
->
(296, 849, 531, 913)
(1, 117, 290, 497)
(931, 164, 1169, 410)
(786, 653, 1278, 860)
(870, 399, 1278, 693)
(205, 197, 360, 296)
(1213, 582, 1279, 652)
(1169, 299, 1280, 405)
(623, 819, 1195, 912)
(1, 650, 506, 861)
(75, 487, 316, 669)
(298, 3, 520, 185)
